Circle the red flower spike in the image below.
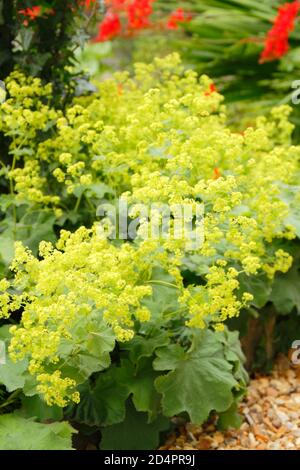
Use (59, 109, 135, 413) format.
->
(260, 1, 300, 63)
(127, 0, 154, 30)
(92, 11, 122, 42)
(166, 8, 192, 30)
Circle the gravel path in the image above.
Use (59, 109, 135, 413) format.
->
(161, 363, 300, 450)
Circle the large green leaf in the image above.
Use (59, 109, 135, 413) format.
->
(16, 210, 56, 254)
(270, 262, 300, 314)
(118, 358, 162, 420)
(280, 184, 300, 238)
(122, 329, 170, 365)
(66, 368, 129, 427)
(21, 395, 63, 422)
(218, 402, 243, 430)
(57, 323, 115, 384)
(100, 400, 170, 450)
(0, 413, 75, 450)
(67, 356, 161, 427)
(0, 232, 14, 266)
(0, 326, 29, 392)
(0, 209, 56, 268)
(216, 329, 248, 387)
(238, 272, 272, 309)
(141, 268, 180, 321)
(153, 329, 239, 424)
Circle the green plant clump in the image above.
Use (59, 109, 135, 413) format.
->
(0, 54, 300, 449)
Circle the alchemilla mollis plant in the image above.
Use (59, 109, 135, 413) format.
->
(0, 54, 300, 449)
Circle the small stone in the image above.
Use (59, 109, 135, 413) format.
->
(214, 432, 224, 445)
(271, 418, 282, 428)
(286, 442, 295, 449)
(224, 437, 238, 446)
(267, 387, 279, 397)
(196, 437, 213, 450)
(240, 422, 250, 432)
(285, 422, 297, 431)
(259, 378, 269, 387)
(268, 442, 281, 450)
(205, 424, 216, 432)
(256, 443, 267, 450)
(240, 435, 249, 447)
(248, 432, 257, 448)
(277, 411, 289, 423)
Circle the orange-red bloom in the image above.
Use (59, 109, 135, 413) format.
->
(94, 0, 193, 42)
(166, 8, 192, 30)
(19, 6, 42, 20)
(127, 0, 154, 30)
(204, 83, 217, 96)
(94, 0, 154, 41)
(260, 1, 300, 63)
(213, 168, 221, 179)
(92, 11, 122, 42)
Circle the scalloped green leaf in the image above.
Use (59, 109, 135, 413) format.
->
(0, 326, 29, 392)
(55, 322, 115, 384)
(66, 368, 129, 427)
(270, 262, 300, 314)
(100, 400, 170, 450)
(238, 272, 272, 309)
(0, 413, 75, 450)
(21, 395, 63, 422)
(153, 329, 239, 424)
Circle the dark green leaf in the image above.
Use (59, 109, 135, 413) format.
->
(100, 400, 170, 450)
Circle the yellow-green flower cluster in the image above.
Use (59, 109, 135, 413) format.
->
(1, 229, 161, 404)
(1, 54, 299, 406)
(0, 72, 59, 205)
(37, 371, 80, 408)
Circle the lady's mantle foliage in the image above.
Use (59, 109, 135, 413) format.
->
(0, 54, 299, 411)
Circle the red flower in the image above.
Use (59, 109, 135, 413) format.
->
(213, 168, 221, 179)
(166, 8, 192, 30)
(92, 11, 121, 42)
(204, 83, 217, 96)
(19, 6, 42, 20)
(260, 1, 300, 63)
(127, 0, 154, 30)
